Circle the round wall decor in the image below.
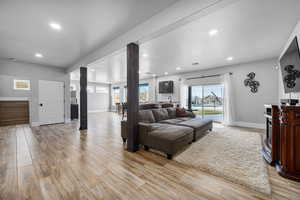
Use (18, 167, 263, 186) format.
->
(283, 65, 300, 89)
(244, 72, 260, 93)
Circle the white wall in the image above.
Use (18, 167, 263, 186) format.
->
(71, 80, 110, 112)
(279, 20, 300, 100)
(0, 59, 70, 125)
(156, 75, 181, 103)
(179, 58, 279, 125)
(111, 58, 278, 126)
(112, 58, 280, 127)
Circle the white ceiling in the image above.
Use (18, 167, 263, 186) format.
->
(0, 0, 177, 67)
(85, 0, 300, 84)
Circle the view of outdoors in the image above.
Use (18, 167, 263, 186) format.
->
(139, 83, 149, 103)
(112, 87, 120, 104)
(123, 84, 149, 103)
(191, 84, 224, 122)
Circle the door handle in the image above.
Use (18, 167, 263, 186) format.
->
(40, 103, 43, 107)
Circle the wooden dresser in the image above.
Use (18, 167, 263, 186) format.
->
(263, 105, 300, 181)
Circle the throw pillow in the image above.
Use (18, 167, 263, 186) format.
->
(176, 107, 189, 117)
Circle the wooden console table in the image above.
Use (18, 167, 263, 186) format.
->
(263, 105, 300, 181)
(0, 98, 29, 126)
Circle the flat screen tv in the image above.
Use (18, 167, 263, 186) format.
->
(159, 81, 174, 94)
(280, 36, 300, 93)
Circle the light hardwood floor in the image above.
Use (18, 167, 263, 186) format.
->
(0, 112, 300, 200)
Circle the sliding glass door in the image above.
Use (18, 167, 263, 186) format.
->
(191, 84, 224, 122)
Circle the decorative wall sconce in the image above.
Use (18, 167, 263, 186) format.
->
(283, 65, 300, 89)
(244, 72, 260, 93)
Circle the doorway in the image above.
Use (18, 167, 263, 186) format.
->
(39, 80, 65, 125)
(190, 84, 224, 122)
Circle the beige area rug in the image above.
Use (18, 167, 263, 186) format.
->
(174, 125, 271, 195)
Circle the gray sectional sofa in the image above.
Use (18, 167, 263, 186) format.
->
(121, 107, 212, 159)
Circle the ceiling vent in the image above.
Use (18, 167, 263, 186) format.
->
(7, 57, 17, 62)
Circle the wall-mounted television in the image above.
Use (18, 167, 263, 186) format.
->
(280, 36, 300, 93)
(159, 81, 174, 94)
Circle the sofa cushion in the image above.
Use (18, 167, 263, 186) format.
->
(138, 110, 155, 123)
(176, 117, 192, 121)
(176, 107, 189, 117)
(160, 118, 183, 124)
(177, 119, 212, 129)
(146, 124, 194, 155)
(152, 108, 169, 122)
(149, 125, 193, 142)
(166, 108, 177, 119)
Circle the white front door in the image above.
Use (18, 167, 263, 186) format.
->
(39, 80, 64, 125)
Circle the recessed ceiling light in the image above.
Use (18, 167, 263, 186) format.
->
(49, 22, 62, 31)
(164, 72, 169, 75)
(35, 53, 43, 58)
(142, 54, 148, 57)
(226, 56, 234, 61)
(209, 29, 219, 36)
(176, 67, 181, 71)
(90, 69, 95, 72)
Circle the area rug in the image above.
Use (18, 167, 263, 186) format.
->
(174, 126, 271, 195)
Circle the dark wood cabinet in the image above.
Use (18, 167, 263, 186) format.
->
(276, 106, 300, 181)
(71, 104, 78, 120)
(0, 101, 29, 126)
(263, 105, 300, 181)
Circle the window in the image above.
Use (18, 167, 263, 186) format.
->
(139, 83, 149, 103)
(14, 80, 30, 90)
(87, 85, 95, 93)
(96, 86, 108, 94)
(112, 87, 120, 104)
(123, 86, 127, 102)
(190, 84, 224, 122)
(122, 83, 149, 103)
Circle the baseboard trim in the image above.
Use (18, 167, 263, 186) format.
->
(65, 119, 71, 123)
(88, 109, 108, 113)
(31, 122, 40, 127)
(232, 121, 265, 129)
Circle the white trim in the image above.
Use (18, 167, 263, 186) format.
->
(65, 119, 71, 123)
(31, 122, 40, 127)
(0, 97, 29, 101)
(88, 109, 109, 113)
(231, 121, 265, 129)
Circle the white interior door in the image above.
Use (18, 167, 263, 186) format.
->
(39, 80, 64, 125)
